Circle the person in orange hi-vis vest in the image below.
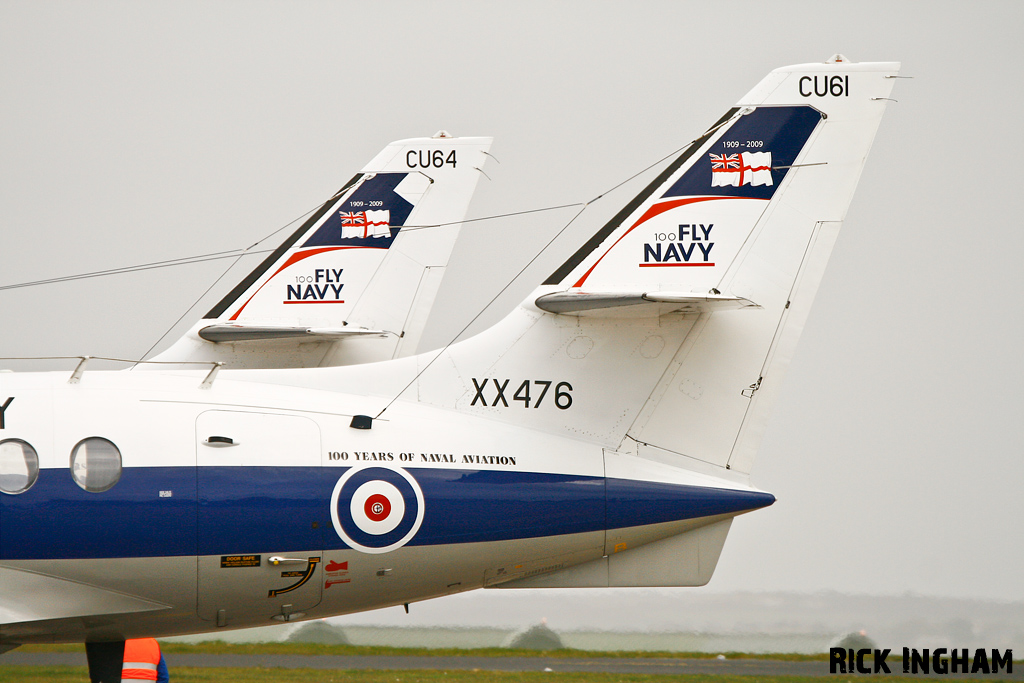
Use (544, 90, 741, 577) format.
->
(121, 638, 169, 683)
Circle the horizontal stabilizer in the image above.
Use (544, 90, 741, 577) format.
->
(0, 566, 168, 625)
(197, 324, 388, 343)
(534, 290, 758, 317)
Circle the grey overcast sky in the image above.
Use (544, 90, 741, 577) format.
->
(1, 1, 1022, 606)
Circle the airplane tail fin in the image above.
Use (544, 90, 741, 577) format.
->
(148, 133, 492, 369)
(245, 58, 898, 588)
(399, 57, 898, 478)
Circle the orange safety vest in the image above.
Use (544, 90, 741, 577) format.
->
(121, 638, 161, 681)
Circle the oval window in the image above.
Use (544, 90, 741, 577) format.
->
(70, 437, 121, 493)
(0, 439, 40, 494)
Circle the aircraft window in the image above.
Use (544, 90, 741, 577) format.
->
(0, 439, 39, 494)
(70, 437, 121, 493)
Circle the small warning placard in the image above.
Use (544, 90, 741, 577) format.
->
(220, 555, 261, 568)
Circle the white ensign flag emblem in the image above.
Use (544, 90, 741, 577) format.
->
(710, 152, 773, 187)
(340, 210, 392, 239)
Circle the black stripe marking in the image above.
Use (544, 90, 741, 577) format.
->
(204, 174, 363, 319)
(543, 108, 740, 286)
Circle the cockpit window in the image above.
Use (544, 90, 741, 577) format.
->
(70, 437, 121, 493)
(0, 439, 40, 494)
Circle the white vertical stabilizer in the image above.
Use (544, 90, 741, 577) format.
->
(360, 59, 901, 472)
(225, 59, 900, 589)
(146, 134, 492, 370)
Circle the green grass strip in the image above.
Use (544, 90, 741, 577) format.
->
(17, 641, 828, 661)
(0, 665, 893, 683)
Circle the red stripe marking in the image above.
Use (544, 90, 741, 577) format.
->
(572, 197, 731, 288)
(228, 246, 379, 320)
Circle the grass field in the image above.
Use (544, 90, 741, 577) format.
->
(2, 641, 875, 682)
(17, 641, 829, 661)
(0, 666, 892, 683)
(1, 642, 874, 682)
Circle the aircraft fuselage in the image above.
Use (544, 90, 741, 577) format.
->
(0, 367, 769, 643)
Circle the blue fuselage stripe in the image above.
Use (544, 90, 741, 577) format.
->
(0, 467, 773, 560)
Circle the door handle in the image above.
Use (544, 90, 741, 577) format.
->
(268, 556, 309, 566)
(203, 436, 238, 447)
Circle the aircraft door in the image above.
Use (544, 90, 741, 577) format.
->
(196, 411, 323, 626)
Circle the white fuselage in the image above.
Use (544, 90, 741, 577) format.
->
(0, 365, 767, 643)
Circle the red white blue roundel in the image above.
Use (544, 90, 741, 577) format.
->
(330, 466, 425, 554)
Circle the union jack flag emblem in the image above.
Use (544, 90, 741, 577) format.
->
(710, 153, 741, 171)
(339, 210, 391, 239)
(709, 151, 773, 187)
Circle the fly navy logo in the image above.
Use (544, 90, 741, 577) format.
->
(267, 557, 320, 597)
(641, 225, 715, 267)
(285, 268, 345, 304)
(330, 466, 425, 555)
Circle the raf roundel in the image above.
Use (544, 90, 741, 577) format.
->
(330, 466, 425, 554)
(350, 480, 404, 534)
